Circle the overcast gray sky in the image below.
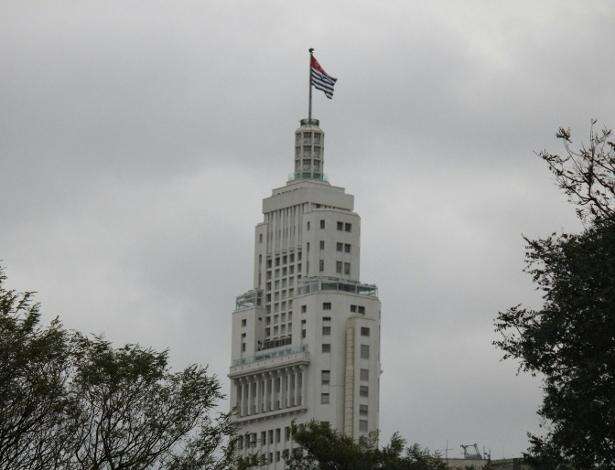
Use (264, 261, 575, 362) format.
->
(2, 0, 613, 460)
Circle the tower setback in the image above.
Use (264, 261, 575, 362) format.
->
(229, 118, 381, 468)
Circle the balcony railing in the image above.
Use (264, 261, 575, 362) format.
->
(297, 276, 378, 297)
(288, 173, 328, 183)
(234, 289, 262, 311)
(231, 344, 307, 367)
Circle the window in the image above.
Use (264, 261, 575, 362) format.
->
(322, 343, 331, 353)
(360, 344, 370, 359)
(306, 242, 310, 253)
(360, 368, 369, 381)
(290, 253, 295, 262)
(321, 370, 330, 385)
(322, 326, 331, 336)
(241, 343, 246, 352)
(360, 385, 369, 397)
(336, 261, 342, 274)
(344, 262, 351, 275)
(358, 305, 366, 314)
(275, 257, 280, 266)
(275, 428, 281, 443)
(301, 305, 307, 313)
(241, 319, 247, 327)
(337, 221, 344, 231)
(361, 327, 370, 337)
(259, 233, 263, 243)
(319, 259, 324, 272)
(320, 219, 325, 229)
(350, 305, 357, 313)
(345, 222, 352, 232)
(268, 429, 274, 444)
(265, 327, 270, 336)
(322, 316, 331, 322)
(276, 451, 280, 462)
(267, 259, 272, 268)
(241, 333, 246, 338)
(336, 242, 343, 252)
(307, 221, 310, 231)
(359, 420, 368, 432)
(319, 240, 325, 250)
(302, 329, 306, 338)
(285, 426, 291, 440)
(321, 393, 330, 404)
(322, 302, 331, 310)
(360, 404, 368, 416)
(261, 431, 266, 445)
(344, 243, 351, 253)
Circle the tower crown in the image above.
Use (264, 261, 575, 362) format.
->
(293, 118, 326, 182)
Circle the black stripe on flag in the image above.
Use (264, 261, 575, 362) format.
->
(312, 70, 337, 85)
(311, 69, 337, 98)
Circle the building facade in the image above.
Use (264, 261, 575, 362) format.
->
(229, 118, 381, 468)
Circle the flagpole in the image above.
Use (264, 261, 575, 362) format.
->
(308, 48, 314, 122)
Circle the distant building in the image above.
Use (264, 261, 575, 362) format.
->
(228, 117, 382, 468)
(445, 457, 532, 470)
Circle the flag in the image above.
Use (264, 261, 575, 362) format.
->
(310, 55, 337, 99)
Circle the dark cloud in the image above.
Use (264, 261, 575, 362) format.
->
(1, 0, 611, 458)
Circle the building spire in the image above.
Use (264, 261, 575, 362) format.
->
(292, 118, 325, 182)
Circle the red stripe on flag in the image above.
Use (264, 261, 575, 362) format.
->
(310, 56, 327, 75)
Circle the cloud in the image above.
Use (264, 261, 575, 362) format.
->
(1, 0, 611, 458)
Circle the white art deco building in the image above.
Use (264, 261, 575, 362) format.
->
(229, 117, 381, 468)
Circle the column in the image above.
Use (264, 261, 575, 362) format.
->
(286, 368, 291, 407)
(269, 372, 275, 411)
(261, 374, 266, 412)
(273, 371, 279, 410)
(247, 378, 253, 415)
(281, 369, 287, 409)
(301, 366, 307, 406)
(235, 380, 242, 415)
(293, 368, 299, 407)
(238, 379, 244, 416)
(264, 372, 271, 412)
(255, 375, 261, 414)
(241, 377, 248, 416)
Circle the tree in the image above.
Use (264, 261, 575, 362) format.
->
(540, 120, 614, 221)
(0, 266, 241, 469)
(494, 122, 615, 469)
(0, 267, 76, 470)
(65, 334, 238, 469)
(285, 421, 447, 470)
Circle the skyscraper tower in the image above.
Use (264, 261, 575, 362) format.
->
(229, 117, 381, 468)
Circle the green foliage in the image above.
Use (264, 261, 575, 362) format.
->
(0, 267, 76, 469)
(285, 421, 447, 470)
(67, 335, 235, 469)
(0, 267, 240, 469)
(495, 123, 615, 469)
